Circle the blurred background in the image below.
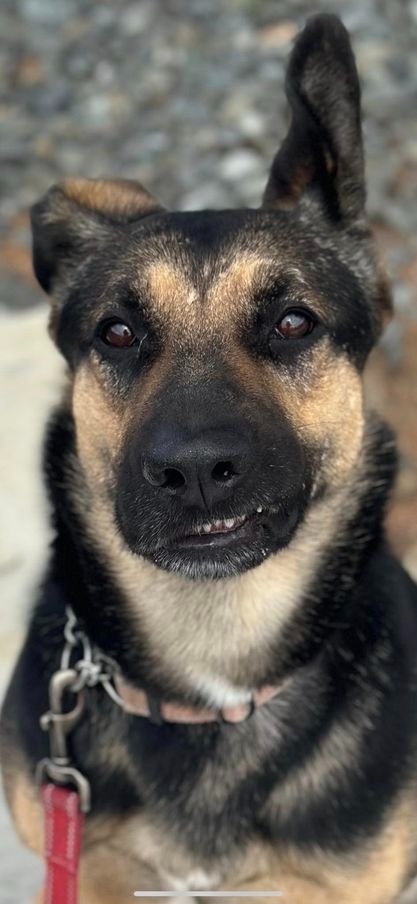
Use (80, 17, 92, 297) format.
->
(0, 0, 417, 900)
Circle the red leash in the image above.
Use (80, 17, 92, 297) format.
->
(36, 607, 284, 902)
(37, 657, 92, 903)
(42, 784, 84, 904)
(36, 608, 123, 903)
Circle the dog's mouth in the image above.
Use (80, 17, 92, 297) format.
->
(143, 500, 305, 578)
(177, 509, 262, 548)
(118, 492, 309, 579)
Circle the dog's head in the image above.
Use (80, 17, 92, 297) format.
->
(31, 15, 390, 581)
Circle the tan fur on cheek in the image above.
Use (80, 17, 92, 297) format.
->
(71, 349, 173, 484)
(269, 340, 365, 489)
(71, 361, 126, 488)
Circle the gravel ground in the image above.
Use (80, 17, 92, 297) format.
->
(1, 1, 417, 901)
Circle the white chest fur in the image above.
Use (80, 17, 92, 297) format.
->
(161, 868, 221, 893)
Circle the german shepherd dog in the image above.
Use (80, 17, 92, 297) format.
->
(2, 14, 417, 904)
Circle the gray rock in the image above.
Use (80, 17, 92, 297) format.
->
(119, 2, 153, 36)
(18, 0, 75, 24)
(26, 81, 72, 115)
(219, 149, 263, 183)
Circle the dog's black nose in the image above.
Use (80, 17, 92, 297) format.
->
(142, 429, 251, 508)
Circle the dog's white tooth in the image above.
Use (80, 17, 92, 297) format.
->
(213, 520, 222, 529)
(224, 519, 235, 529)
(256, 506, 263, 513)
(202, 524, 212, 534)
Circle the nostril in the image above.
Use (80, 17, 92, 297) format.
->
(212, 460, 238, 484)
(161, 467, 186, 492)
(142, 459, 186, 492)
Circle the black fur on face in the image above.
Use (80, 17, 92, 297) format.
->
(115, 341, 310, 580)
(30, 14, 391, 581)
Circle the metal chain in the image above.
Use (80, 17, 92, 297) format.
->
(60, 607, 125, 706)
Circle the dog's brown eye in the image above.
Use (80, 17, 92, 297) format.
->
(275, 310, 314, 340)
(102, 321, 136, 348)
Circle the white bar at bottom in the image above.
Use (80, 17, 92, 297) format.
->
(134, 892, 282, 897)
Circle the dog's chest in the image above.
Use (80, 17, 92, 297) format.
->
(98, 809, 229, 894)
(160, 867, 222, 895)
(92, 714, 277, 886)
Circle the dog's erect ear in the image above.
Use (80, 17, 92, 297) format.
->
(262, 15, 365, 223)
(31, 177, 164, 294)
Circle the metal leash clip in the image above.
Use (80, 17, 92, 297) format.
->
(36, 666, 91, 813)
(36, 607, 126, 813)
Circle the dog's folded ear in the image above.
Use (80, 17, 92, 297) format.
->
(31, 177, 164, 294)
(262, 14, 365, 223)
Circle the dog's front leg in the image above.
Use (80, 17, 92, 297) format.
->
(34, 889, 163, 904)
(33, 847, 166, 904)
(208, 871, 400, 904)
(202, 873, 332, 904)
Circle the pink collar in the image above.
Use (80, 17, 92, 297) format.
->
(60, 607, 284, 727)
(114, 674, 283, 725)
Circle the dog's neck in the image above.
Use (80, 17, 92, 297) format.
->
(46, 407, 396, 708)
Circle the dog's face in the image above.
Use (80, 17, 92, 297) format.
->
(31, 15, 390, 580)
